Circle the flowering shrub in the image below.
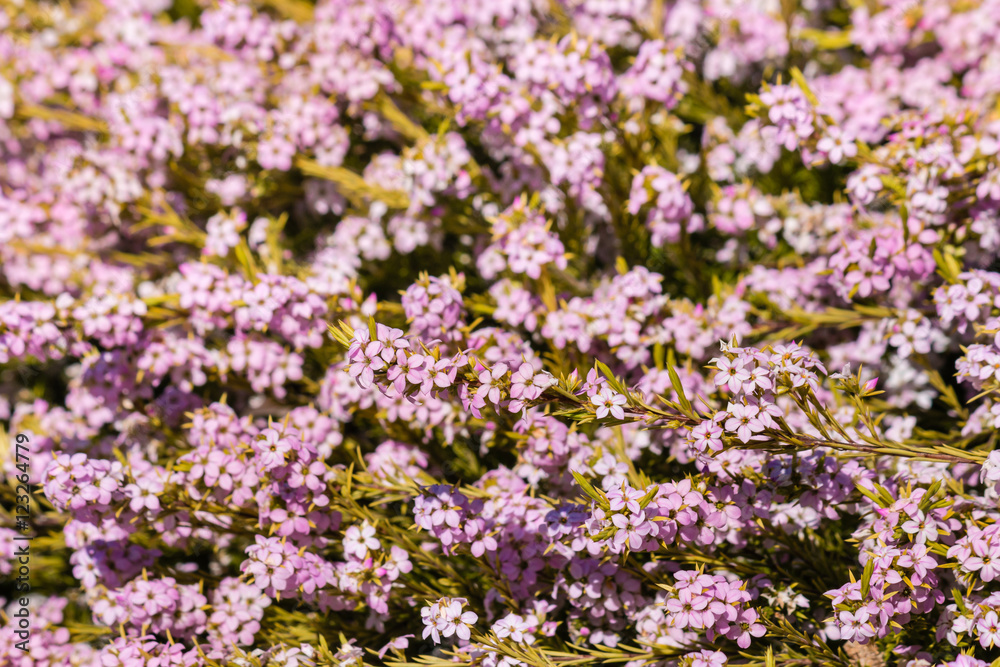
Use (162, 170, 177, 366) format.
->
(5, 0, 1000, 666)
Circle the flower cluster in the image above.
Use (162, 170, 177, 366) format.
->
(422, 598, 479, 644)
(7, 0, 1000, 665)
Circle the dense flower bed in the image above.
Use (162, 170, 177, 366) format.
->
(3, 0, 1000, 665)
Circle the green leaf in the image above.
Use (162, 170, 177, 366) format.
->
(933, 247, 962, 284)
(667, 365, 695, 418)
(595, 361, 627, 396)
(571, 470, 608, 509)
(638, 485, 659, 510)
(874, 483, 896, 507)
(549, 384, 584, 403)
(328, 321, 356, 348)
(796, 28, 853, 50)
(855, 482, 888, 508)
(234, 240, 259, 284)
(571, 469, 597, 498)
(919, 480, 942, 510)
(953, 588, 968, 614)
(860, 557, 874, 597)
(789, 67, 819, 107)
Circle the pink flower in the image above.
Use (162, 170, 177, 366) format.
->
(817, 126, 857, 164)
(422, 597, 478, 644)
(723, 403, 765, 443)
(591, 388, 627, 420)
(714, 357, 750, 394)
(476, 362, 509, 406)
(665, 588, 709, 629)
(125, 476, 164, 513)
(688, 650, 727, 667)
(492, 613, 534, 643)
(343, 521, 382, 559)
(611, 511, 653, 550)
(254, 428, 293, 469)
(348, 329, 386, 389)
(377, 635, 414, 659)
(690, 420, 724, 453)
(387, 350, 427, 393)
(725, 607, 766, 648)
(510, 362, 553, 401)
(837, 608, 874, 643)
(977, 610, 1000, 648)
